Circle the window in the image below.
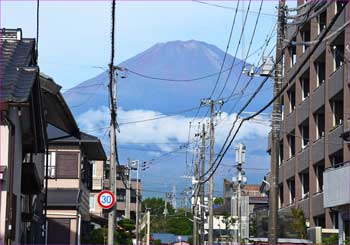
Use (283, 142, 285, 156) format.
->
(300, 170, 309, 199)
(44, 152, 56, 178)
(288, 131, 296, 158)
(314, 109, 325, 140)
(301, 26, 310, 52)
(315, 163, 325, 193)
(316, 62, 325, 87)
(317, 11, 326, 34)
(279, 141, 284, 165)
(116, 189, 126, 202)
(331, 98, 343, 127)
(89, 195, 96, 210)
(301, 79, 310, 101)
(288, 178, 296, 204)
(332, 45, 344, 71)
(300, 122, 309, 149)
(288, 86, 296, 113)
(289, 42, 297, 67)
(336, 0, 345, 14)
(279, 185, 284, 208)
(330, 150, 343, 168)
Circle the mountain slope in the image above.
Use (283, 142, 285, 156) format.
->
(63, 40, 262, 115)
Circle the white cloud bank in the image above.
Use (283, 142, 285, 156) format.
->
(77, 106, 271, 152)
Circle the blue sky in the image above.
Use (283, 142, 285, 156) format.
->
(2, 0, 295, 198)
(2, 0, 279, 88)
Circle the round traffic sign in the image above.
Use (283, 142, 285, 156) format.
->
(97, 190, 116, 209)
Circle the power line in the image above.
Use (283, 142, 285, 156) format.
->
(215, 0, 253, 99)
(208, 0, 241, 98)
(218, 0, 265, 100)
(192, 0, 276, 17)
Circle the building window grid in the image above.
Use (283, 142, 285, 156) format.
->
(301, 78, 310, 101)
(288, 178, 296, 205)
(300, 171, 309, 199)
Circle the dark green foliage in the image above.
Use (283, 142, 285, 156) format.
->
(322, 233, 338, 244)
(291, 207, 307, 239)
(82, 228, 108, 244)
(142, 198, 193, 235)
(153, 239, 162, 245)
(116, 219, 135, 244)
(214, 197, 224, 205)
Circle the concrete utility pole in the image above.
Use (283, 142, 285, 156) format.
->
(201, 99, 223, 245)
(268, 1, 285, 244)
(192, 147, 199, 245)
(234, 143, 246, 243)
(146, 210, 151, 245)
(199, 124, 206, 245)
(107, 67, 117, 245)
(125, 162, 131, 219)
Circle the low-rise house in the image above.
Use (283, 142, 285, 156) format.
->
(0, 28, 47, 244)
(45, 130, 106, 244)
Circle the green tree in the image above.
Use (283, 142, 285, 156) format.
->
(115, 219, 135, 244)
(214, 197, 224, 205)
(142, 197, 175, 216)
(291, 207, 307, 239)
(166, 208, 193, 235)
(82, 228, 108, 244)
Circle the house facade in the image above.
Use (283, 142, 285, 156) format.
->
(46, 132, 106, 244)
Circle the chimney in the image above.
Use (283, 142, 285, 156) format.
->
(0, 28, 22, 40)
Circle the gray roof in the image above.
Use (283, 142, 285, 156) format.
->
(0, 38, 38, 103)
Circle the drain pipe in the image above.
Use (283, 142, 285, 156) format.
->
(77, 213, 81, 245)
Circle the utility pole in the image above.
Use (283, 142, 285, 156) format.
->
(201, 99, 223, 245)
(107, 66, 117, 245)
(199, 124, 206, 245)
(268, 1, 285, 244)
(146, 210, 151, 245)
(125, 161, 131, 219)
(108, 1, 117, 243)
(192, 146, 199, 245)
(233, 143, 246, 243)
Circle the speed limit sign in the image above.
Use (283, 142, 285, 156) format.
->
(97, 190, 116, 209)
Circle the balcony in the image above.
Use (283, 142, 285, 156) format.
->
(323, 162, 350, 208)
(297, 97, 310, 125)
(279, 164, 284, 184)
(329, 6, 345, 43)
(297, 148, 309, 172)
(328, 125, 343, 155)
(312, 192, 324, 216)
(312, 138, 325, 164)
(285, 110, 296, 133)
(296, 197, 310, 218)
(312, 83, 325, 113)
(285, 157, 296, 179)
(328, 65, 344, 99)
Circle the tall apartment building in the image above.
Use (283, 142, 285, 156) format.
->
(266, 0, 350, 240)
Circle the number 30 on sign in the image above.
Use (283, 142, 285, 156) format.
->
(97, 190, 116, 209)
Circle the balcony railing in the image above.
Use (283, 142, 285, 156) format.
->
(323, 161, 350, 208)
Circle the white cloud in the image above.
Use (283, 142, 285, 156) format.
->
(77, 106, 271, 152)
